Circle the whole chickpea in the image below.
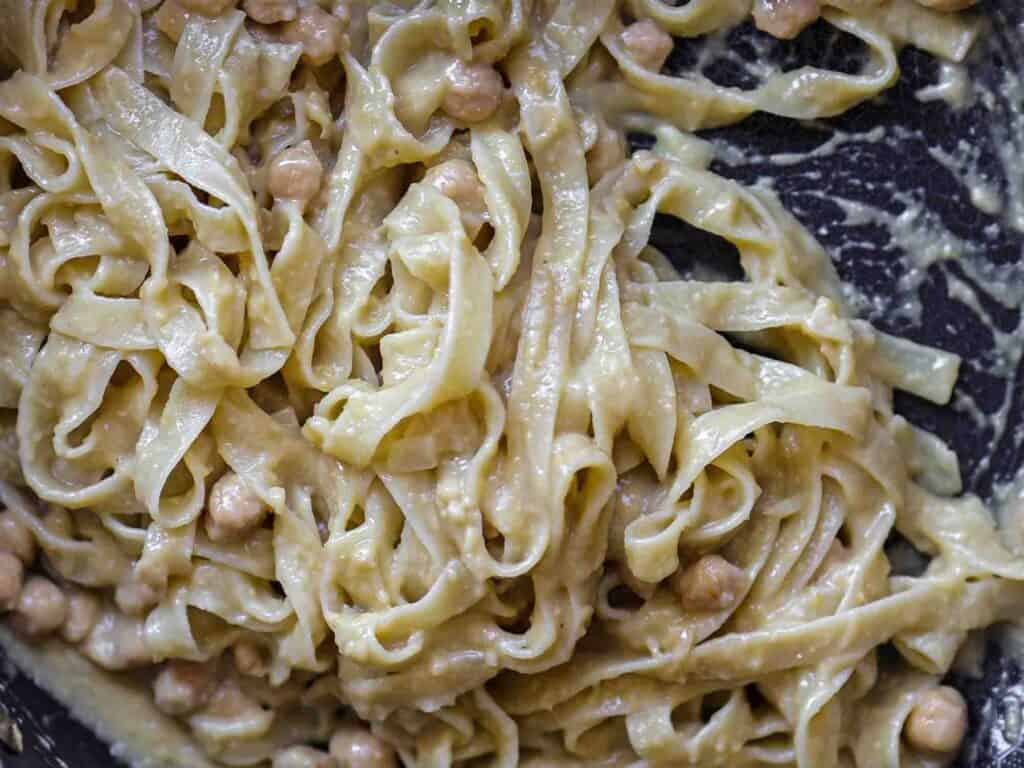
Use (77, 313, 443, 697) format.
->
(674, 555, 745, 613)
(441, 61, 503, 123)
(115, 578, 162, 617)
(268, 141, 324, 206)
(12, 576, 68, 637)
(0, 511, 35, 563)
(329, 725, 397, 768)
(423, 159, 488, 236)
(154, 660, 217, 716)
(904, 686, 968, 755)
(282, 6, 346, 66)
(60, 590, 100, 643)
(81, 612, 152, 670)
(205, 472, 269, 543)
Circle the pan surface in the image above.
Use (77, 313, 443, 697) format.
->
(1, 3, 1023, 766)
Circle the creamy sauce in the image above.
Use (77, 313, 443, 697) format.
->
(994, 466, 1024, 554)
(769, 125, 888, 167)
(927, 140, 1003, 216)
(978, 68, 1024, 234)
(824, 192, 1024, 481)
(711, 21, 1024, 501)
(916, 62, 972, 109)
(705, 44, 1024, 762)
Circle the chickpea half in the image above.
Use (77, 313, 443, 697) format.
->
(154, 0, 191, 42)
(752, 0, 822, 40)
(619, 20, 674, 72)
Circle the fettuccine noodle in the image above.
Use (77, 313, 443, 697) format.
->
(0, 0, 1003, 766)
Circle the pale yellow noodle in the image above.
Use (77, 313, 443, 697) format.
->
(0, 1, 1005, 767)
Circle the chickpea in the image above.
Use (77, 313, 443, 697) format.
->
(282, 6, 346, 66)
(60, 590, 100, 643)
(0, 551, 24, 611)
(243, 0, 297, 24)
(154, 661, 216, 716)
(205, 472, 268, 543)
(329, 725, 397, 768)
(424, 159, 483, 202)
(441, 61, 503, 123)
(82, 611, 151, 670)
(423, 159, 488, 236)
(752, 0, 822, 40)
(268, 141, 324, 206)
(272, 745, 336, 768)
(12, 576, 68, 637)
(233, 638, 268, 677)
(178, 0, 237, 16)
(115, 578, 161, 617)
(0, 511, 35, 563)
(619, 20, 674, 72)
(587, 120, 625, 185)
(154, 0, 191, 42)
(675, 555, 745, 613)
(904, 686, 968, 755)
(203, 679, 260, 718)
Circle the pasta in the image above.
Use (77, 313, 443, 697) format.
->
(0, 0, 1005, 766)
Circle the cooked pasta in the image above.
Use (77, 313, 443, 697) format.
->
(0, 0, 1006, 766)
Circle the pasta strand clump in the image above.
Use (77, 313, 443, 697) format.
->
(0, 0, 999, 766)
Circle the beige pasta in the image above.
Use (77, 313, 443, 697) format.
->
(0, 1, 1003, 767)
